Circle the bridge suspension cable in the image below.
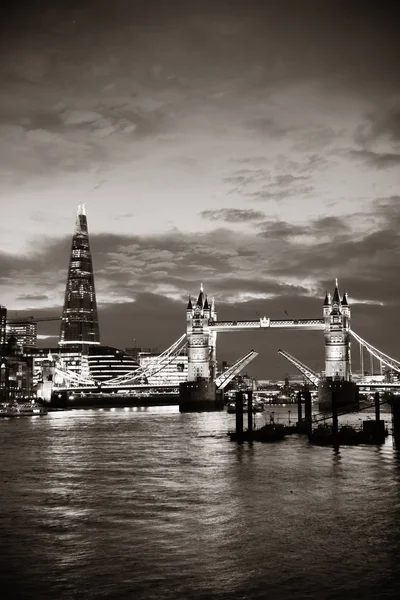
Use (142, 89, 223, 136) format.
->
(103, 334, 187, 386)
(350, 330, 400, 374)
(53, 365, 97, 388)
(42, 334, 188, 390)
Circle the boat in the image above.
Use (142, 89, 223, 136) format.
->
(308, 421, 388, 446)
(228, 423, 286, 443)
(251, 423, 286, 442)
(0, 401, 48, 418)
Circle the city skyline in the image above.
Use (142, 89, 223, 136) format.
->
(1, 1, 400, 376)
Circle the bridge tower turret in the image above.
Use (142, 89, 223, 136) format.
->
(186, 295, 193, 321)
(323, 279, 351, 381)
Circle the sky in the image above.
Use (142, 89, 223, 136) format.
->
(1, 0, 400, 378)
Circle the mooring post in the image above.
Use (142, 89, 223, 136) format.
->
(389, 394, 400, 444)
(304, 387, 312, 434)
(374, 391, 380, 422)
(332, 389, 339, 440)
(235, 390, 244, 437)
(247, 389, 253, 434)
(297, 390, 302, 424)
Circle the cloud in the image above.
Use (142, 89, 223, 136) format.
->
(248, 184, 314, 202)
(350, 149, 400, 169)
(2, 199, 400, 375)
(223, 162, 315, 202)
(113, 213, 134, 221)
(357, 106, 400, 144)
(244, 117, 288, 137)
(1, 0, 400, 375)
(15, 294, 50, 302)
(200, 209, 265, 223)
(1, 197, 396, 315)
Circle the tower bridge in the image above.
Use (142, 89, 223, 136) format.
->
(180, 278, 399, 412)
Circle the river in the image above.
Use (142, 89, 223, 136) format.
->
(0, 405, 399, 599)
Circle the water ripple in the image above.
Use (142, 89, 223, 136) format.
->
(1, 407, 400, 599)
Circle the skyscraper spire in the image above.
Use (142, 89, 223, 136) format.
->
(59, 205, 100, 346)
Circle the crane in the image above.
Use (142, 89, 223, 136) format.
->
(7, 316, 61, 324)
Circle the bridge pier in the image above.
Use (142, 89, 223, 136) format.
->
(179, 379, 224, 412)
(297, 391, 302, 424)
(304, 387, 312, 434)
(375, 391, 380, 421)
(235, 391, 244, 436)
(247, 389, 253, 434)
(331, 389, 339, 439)
(388, 394, 400, 444)
(318, 378, 359, 412)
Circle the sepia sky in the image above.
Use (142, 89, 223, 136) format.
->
(1, 0, 400, 376)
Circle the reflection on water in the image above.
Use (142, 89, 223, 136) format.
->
(1, 406, 400, 599)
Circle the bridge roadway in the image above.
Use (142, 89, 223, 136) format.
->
(55, 384, 180, 394)
(208, 318, 325, 332)
(358, 383, 400, 390)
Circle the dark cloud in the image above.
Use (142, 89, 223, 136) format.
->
(350, 149, 400, 169)
(372, 106, 400, 142)
(357, 106, 400, 144)
(244, 118, 288, 137)
(15, 294, 49, 301)
(224, 164, 315, 201)
(113, 213, 134, 221)
(257, 216, 351, 241)
(200, 209, 265, 223)
(2, 197, 400, 376)
(1, 198, 397, 311)
(248, 184, 314, 202)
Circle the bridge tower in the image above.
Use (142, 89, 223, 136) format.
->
(179, 284, 222, 412)
(320, 280, 358, 411)
(186, 285, 210, 381)
(323, 279, 351, 380)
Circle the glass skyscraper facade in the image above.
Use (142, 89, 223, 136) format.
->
(59, 204, 100, 346)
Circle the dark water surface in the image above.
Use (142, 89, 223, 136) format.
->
(1, 406, 400, 600)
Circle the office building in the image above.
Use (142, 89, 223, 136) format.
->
(59, 203, 100, 346)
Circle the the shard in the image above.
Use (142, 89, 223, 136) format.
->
(59, 204, 100, 346)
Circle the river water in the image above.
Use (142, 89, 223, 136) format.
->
(1, 405, 400, 600)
